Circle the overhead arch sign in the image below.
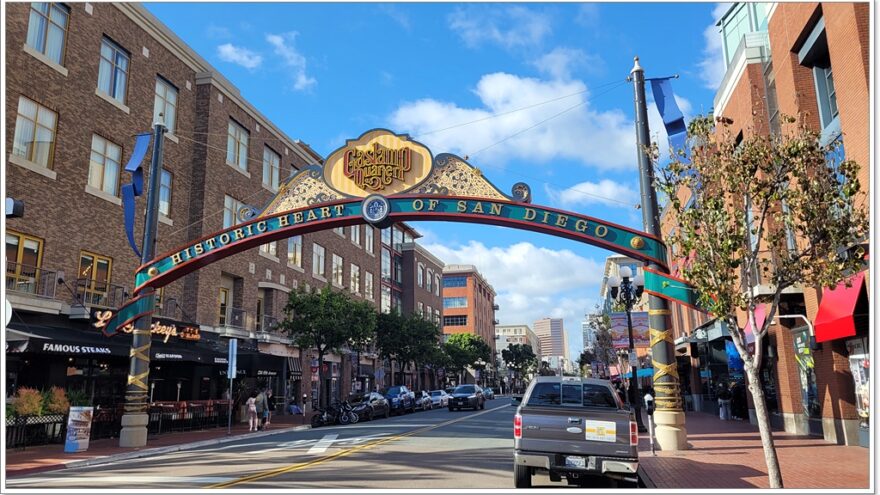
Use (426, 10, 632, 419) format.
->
(105, 129, 682, 335)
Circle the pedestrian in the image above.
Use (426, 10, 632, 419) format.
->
(246, 391, 259, 432)
(255, 388, 267, 431)
(717, 383, 732, 420)
(265, 390, 275, 428)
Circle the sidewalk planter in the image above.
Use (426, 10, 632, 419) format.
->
(5, 414, 67, 449)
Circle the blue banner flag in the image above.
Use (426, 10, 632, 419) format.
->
(122, 133, 153, 258)
(227, 338, 238, 379)
(650, 78, 689, 161)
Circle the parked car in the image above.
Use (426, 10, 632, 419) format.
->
(512, 376, 638, 488)
(383, 385, 415, 415)
(430, 390, 450, 408)
(445, 387, 455, 394)
(414, 391, 433, 410)
(448, 384, 485, 411)
(484, 388, 496, 400)
(351, 392, 390, 421)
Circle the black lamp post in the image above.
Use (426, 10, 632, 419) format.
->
(609, 266, 647, 432)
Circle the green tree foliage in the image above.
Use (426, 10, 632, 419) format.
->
(444, 333, 491, 383)
(655, 115, 868, 488)
(585, 304, 616, 368)
(501, 344, 538, 377)
(279, 285, 377, 408)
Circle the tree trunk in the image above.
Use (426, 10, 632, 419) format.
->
(317, 349, 325, 409)
(390, 358, 395, 387)
(744, 360, 784, 488)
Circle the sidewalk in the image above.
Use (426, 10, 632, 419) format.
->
(5, 413, 313, 478)
(638, 412, 870, 489)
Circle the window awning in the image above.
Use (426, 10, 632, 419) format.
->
(814, 271, 867, 343)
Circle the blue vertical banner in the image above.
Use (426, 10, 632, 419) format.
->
(121, 133, 153, 258)
(227, 338, 238, 379)
(650, 78, 689, 161)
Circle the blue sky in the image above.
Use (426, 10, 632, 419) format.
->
(145, 2, 729, 362)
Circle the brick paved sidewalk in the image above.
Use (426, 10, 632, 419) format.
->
(5, 413, 313, 478)
(638, 412, 870, 489)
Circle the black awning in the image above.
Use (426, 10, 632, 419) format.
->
(289, 357, 303, 376)
(6, 323, 131, 357)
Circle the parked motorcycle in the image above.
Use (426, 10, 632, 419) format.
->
(310, 405, 340, 428)
(337, 401, 359, 425)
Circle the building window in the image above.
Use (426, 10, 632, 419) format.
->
(350, 225, 361, 246)
(159, 169, 172, 216)
(78, 251, 112, 305)
(417, 302, 424, 315)
(434, 309, 440, 324)
(417, 264, 424, 287)
(365, 271, 374, 300)
(381, 227, 391, 246)
(6, 231, 44, 294)
(153, 77, 178, 133)
(312, 243, 326, 278)
(334, 226, 345, 237)
(260, 242, 277, 257)
(226, 119, 249, 170)
(365, 227, 374, 254)
(798, 18, 839, 135)
(392, 226, 404, 250)
(218, 287, 229, 326)
(444, 297, 468, 309)
(425, 269, 433, 292)
(444, 315, 467, 327)
(426, 305, 432, 319)
(97, 37, 129, 103)
(350, 264, 360, 294)
(393, 255, 402, 284)
(26, 3, 69, 65)
(444, 276, 467, 288)
(332, 254, 344, 286)
(435, 276, 441, 296)
(88, 134, 122, 196)
(381, 248, 391, 281)
(392, 291, 401, 315)
(381, 285, 392, 313)
(223, 195, 244, 228)
(13, 96, 57, 169)
(262, 146, 281, 190)
(287, 236, 302, 267)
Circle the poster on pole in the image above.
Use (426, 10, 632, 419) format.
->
(227, 338, 238, 379)
(64, 406, 94, 453)
(610, 312, 650, 348)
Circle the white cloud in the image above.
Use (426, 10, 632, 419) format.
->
(545, 180, 639, 209)
(206, 24, 232, 40)
(216, 43, 262, 70)
(532, 47, 603, 80)
(266, 32, 316, 91)
(421, 240, 603, 359)
(697, 3, 732, 90)
(574, 4, 600, 27)
(389, 72, 634, 171)
(448, 6, 552, 50)
(379, 5, 412, 31)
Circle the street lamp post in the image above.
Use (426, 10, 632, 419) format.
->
(609, 266, 647, 432)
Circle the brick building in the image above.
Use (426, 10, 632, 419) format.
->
(662, 2, 869, 446)
(441, 264, 498, 385)
(4, 2, 385, 413)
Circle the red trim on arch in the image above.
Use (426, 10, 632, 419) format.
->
(814, 271, 866, 343)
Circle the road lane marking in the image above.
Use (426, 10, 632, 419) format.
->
(208, 404, 509, 489)
(306, 434, 339, 454)
(7, 475, 233, 486)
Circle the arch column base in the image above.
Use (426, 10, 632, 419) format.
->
(653, 410, 688, 451)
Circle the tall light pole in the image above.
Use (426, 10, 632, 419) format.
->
(629, 56, 688, 450)
(608, 266, 647, 432)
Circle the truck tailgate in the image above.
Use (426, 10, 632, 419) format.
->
(517, 405, 636, 458)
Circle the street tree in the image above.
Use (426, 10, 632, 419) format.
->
(407, 314, 442, 391)
(444, 333, 490, 384)
(577, 348, 597, 376)
(501, 343, 537, 391)
(279, 285, 377, 408)
(376, 311, 407, 387)
(656, 115, 868, 488)
(586, 304, 616, 368)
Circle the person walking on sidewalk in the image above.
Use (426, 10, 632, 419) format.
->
(265, 390, 275, 428)
(717, 383, 732, 420)
(246, 392, 259, 432)
(255, 388, 268, 431)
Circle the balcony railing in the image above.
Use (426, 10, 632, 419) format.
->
(492, 304, 500, 311)
(5, 263, 57, 299)
(74, 279, 128, 309)
(219, 307, 247, 329)
(259, 314, 279, 333)
(715, 30, 771, 113)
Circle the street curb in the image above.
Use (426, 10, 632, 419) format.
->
(6, 424, 311, 478)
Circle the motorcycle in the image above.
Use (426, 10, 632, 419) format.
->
(337, 400, 359, 425)
(310, 405, 340, 428)
(351, 401, 373, 422)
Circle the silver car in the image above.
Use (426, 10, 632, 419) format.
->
(430, 390, 450, 408)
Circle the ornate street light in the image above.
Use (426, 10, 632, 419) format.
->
(608, 265, 648, 432)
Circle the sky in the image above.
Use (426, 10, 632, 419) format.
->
(145, 1, 731, 362)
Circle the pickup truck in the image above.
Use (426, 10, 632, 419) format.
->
(512, 376, 639, 488)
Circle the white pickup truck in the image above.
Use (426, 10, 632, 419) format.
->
(512, 376, 639, 488)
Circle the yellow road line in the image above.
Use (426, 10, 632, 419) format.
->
(208, 404, 509, 489)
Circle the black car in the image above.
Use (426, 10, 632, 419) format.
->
(351, 392, 390, 421)
(448, 384, 485, 411)
(383, 385, 416, 415)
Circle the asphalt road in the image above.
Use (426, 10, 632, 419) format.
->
(6, 398, 623, 489)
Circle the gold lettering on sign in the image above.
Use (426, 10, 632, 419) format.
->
(233, 229, 245, 241)
(343, 142, 413, 191)
(334, 205, 345, 216)
(412, 199, 424, 211)
(457, 201, 467, 213)
(428, 200, 439, 211)
(171, 252, 184, 265)
(575, 219, 588, 232)
(472, 202, 484, 214)
(540, 211, 551, 224)
(219, 233, 231, 245)
(293, 212, 304, 224)
(306, 210, 318, 222)
(595, 225, 609, 238)
(278, 215, 290, 227)
(490, 203, 503, 216)
(194, 243, 205, 255)
(320, 207, 331, 219)
(524, 208, 537, 221)
(256, 221, 268, 232)
(555, 215, 568, 227)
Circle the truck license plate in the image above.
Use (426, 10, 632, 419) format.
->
(565, 456, 586, 469)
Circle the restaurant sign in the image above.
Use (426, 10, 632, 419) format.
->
(91, 309, 200, 343)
